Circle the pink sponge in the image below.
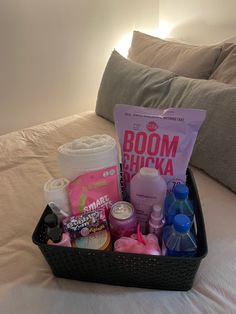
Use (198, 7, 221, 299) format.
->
(114, 226, 161, 255)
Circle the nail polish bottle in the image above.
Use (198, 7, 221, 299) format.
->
(47, 227, 71, 247)
(44, 213, 58, 240)
(44, 213, 58, 228)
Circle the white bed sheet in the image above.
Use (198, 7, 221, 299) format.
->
(0, 112, 235, 314)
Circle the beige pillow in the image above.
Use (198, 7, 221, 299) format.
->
(128, 31, 222, 79)
(210, 43, 236, 86)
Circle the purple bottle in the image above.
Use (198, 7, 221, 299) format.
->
(130, 167, 167, 234)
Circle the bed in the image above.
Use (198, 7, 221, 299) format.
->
(0, 32, 236, 314)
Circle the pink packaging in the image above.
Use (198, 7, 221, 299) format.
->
(62, 209, 108, 240)
(114, 104, 206, 197)
(67, 165, 121, 216)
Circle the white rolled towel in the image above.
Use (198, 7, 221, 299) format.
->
(58, 134, 119, 181)
(44, 178, 71, 217)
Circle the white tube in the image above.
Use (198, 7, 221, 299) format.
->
(44, 178, 71, 218)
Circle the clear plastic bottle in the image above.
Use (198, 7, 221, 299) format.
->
(164, 184, 194, 225)
(130, 167, 167, 234)
(148, 204, 165, 241)
(162, 214, 197, 257)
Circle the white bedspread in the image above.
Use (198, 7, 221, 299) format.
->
(0, 112, 235, 314)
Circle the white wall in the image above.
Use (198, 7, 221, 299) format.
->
(0, 0, 158, 135)
(159, 0, 236, 44)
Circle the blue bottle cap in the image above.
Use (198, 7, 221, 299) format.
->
(174, 184, 189, 200)
(173, 214, 191, 233)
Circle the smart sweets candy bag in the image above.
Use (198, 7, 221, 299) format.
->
(114, 104, 206, 198)
(67, 165, 121, 217)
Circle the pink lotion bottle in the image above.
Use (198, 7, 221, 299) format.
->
(130, 167, 167, 234)
(47, 227, 71, 247)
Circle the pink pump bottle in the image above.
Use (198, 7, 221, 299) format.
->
(149, 204, 165, 242)
(130, 167, 167, 234)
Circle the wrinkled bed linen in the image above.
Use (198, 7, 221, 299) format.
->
(0, 112, 235, 314)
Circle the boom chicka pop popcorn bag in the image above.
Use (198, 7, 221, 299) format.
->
(114, 104, 206, 198)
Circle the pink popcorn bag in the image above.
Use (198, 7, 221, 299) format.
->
(114, 104, 206, 198)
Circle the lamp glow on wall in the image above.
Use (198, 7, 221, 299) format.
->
(155, 21, 173, 38)
(115, 32, 133, 57)
(115, 22, 173, 58)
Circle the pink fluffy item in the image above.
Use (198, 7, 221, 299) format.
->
(114, 224, 161, 255)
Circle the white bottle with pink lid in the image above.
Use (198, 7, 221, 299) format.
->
(130, 167, 167, 234)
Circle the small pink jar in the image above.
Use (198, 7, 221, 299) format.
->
(109, 201, 137, 241)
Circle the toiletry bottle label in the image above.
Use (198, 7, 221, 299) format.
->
(133, 196, 154, 233)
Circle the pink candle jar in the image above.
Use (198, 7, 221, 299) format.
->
(109, 201, 137, 241)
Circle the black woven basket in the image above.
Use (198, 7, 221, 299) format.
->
(32, 168, 207, 291)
